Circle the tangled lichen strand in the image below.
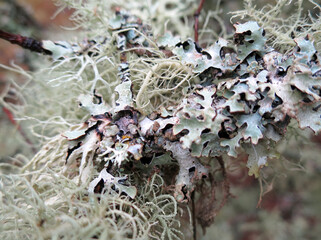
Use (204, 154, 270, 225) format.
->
(0, 162, 181, 239)
(54, 0, 197, 38)
(131, 58, 196, 114)
(231, 0, 321, 53)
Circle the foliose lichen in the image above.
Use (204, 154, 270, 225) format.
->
(1, 0, 321, 239)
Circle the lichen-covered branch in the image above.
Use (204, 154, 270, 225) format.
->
(1, 2, 321, 239)
(38, 12, 320, 206)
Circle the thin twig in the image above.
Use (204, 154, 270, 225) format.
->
(194, 0, 206, 43)
(217, 156, 231, 210)
(2, 107, 37, 154)
(0, 30, 52, 55)
(191, 191, 197, 240)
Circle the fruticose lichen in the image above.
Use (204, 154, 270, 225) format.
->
(1, 0, 321, 239)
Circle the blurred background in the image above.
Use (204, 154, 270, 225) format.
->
(0, 0, 320, 239)
(0, 0, 73, 160)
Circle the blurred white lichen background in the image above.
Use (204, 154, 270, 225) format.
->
(0, 0, 321, 239)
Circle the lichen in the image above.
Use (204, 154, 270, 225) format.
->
(1, 0, 321, 239)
